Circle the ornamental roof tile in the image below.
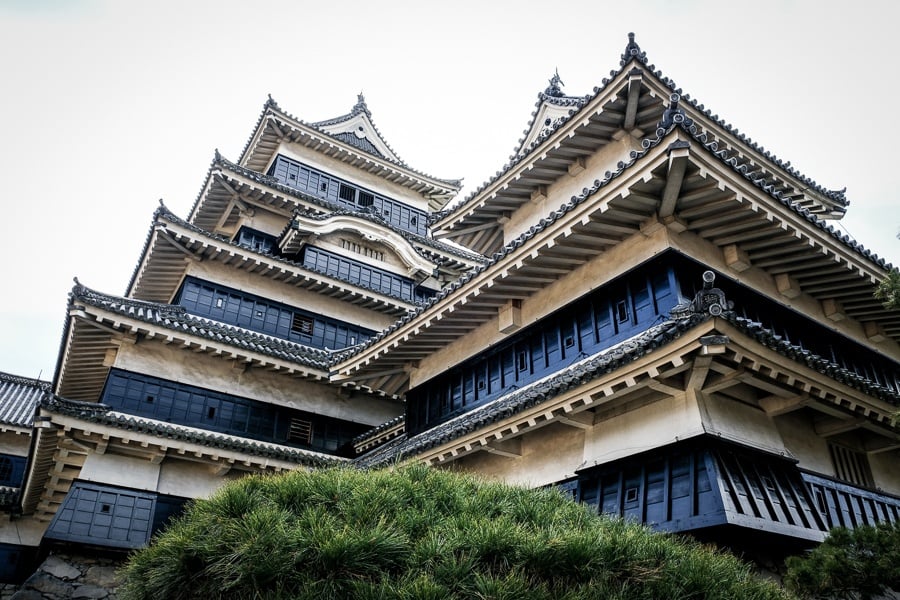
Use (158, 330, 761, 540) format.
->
(40, 396, 345, 468)
(70, 282, 334, 370)
(0, 371, 47, 429)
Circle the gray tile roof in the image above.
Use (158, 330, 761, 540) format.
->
(198, 152, 486, 266)
(354, 307, 900, 469)
(434, 33, 848, 225)
(355, 315, 707, 468)
(148, 202, 426, 309)
(237, 95, 462, 189)
(40, 396, 345, 468)
(0, 371, 48, 428)
(616, 32, 847, 207)
(71, 282, 334, 371)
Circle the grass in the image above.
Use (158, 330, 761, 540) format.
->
(119, 465, 790, 599)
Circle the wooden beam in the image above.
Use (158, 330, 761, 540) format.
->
(556, 411, 595, 429)
(759, 394, 811, 417)
(659, 145, 690, 218)
(485, 438, 522, 458)
(623, 70, 643, 130)
(814, 417, 867, 437)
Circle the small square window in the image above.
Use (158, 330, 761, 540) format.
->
(624, 487, 639, 503)
(615, 300, 629, 323)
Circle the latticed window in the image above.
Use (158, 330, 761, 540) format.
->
(288, 419, 313, 445)
(829, 443, 874, 487)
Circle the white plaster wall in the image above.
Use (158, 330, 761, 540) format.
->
(771, 411, 835, 476)
(184, 259, 394, 333)
(450, 422, 585, 488)
(79, 453, 161, 493)
(583, 394, 705, 468)
(233, 209, 291, 238)
(157, 460, 240, 499)
(317, 232, 409, 274)
(274, 143, 432, 213)
(869, 451, 900, 496)
(411, 229, 670, 386)
(697, 393, 787, 456)
(113, 341, 402, 425)
(0, 433, 30, 457)
(0, 516, 47, 546)
(503, 134, 643, 245)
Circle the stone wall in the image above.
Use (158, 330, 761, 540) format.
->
(4, 552, 123, 600)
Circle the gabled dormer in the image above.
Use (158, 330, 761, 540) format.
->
(434, 33, 849, 257)
(237, 95, 461, 212)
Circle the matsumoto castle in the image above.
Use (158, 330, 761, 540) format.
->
(0, 33, 897, 583)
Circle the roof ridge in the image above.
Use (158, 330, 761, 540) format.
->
(0, 371, 51, 389)
(208, 152, 485, 264)
(264, 95, 461, 189)
(438, 32, 848, 225)
(70, 282, 335, 369)
(40, 396, 345, 467)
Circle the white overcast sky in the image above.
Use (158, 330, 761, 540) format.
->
(1, 0, 899, 380)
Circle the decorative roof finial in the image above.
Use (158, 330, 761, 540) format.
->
(353, 92, 371, 117)
(620, 32, 647, 66)
(545, 68, 565, 97)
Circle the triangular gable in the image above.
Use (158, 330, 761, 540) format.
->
(311, 94, 404, 165)
(514, 71, 587, 157)
(237, 96, 461, 211)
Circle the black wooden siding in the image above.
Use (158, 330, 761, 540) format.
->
(269, 155, 429, 236)
(44, 482, 188, 550)
(575, 440, 900, 541)
(302, 245, 435, 303)
(578, 447, 725, 533)
(175, 276, 375, 350)
(100, 369, 368, 456)
(405, 265, 680, 435)
(803, 471, 900, 530)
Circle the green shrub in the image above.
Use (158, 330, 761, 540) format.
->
(120, 465, 789, 599)
(784, 522, 900, 599)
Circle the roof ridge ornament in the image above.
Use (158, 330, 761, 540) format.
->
(352, 92, 372, 117)
(654, 93, 694, 137)
(620, 32, 647, 66)
(671, 271, 734, 319)
(545, 69, 565, 97)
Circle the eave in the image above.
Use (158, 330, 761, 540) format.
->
(238, 102, 460, 211)
(436, 50, 848, 255)
(358, 315, 900, 469)
(433, 67, 664, 253)
(281, 213, 438, 279)
(56, 287, 332, 403)
(130, 210, 417, 317)
(336, 126, 899, 396)
(20, 399, 345, 520)
(180, 157, 484, 278)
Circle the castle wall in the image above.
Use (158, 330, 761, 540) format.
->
(113, 340, 400, 425)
